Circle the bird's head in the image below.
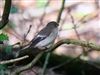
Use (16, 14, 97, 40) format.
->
(46, 21, 59, 28)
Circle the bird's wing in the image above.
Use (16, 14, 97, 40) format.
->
(30, 25, 55, 47)
(34, 28, 58, 48)
(30, 35, 47, 46)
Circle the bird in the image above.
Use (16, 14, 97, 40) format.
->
(30, 21, 59, 50)
(14, 21, 59, 65)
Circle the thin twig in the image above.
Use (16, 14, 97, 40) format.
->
(0, 55, 29, 65)
(68, 8, 86, 54)
(24, 25, 32, 40)
(0, 0, 11, 29)
(67, 8, 81, 40)
(57, 0, 65, 23)
(41, 52, 51, 75)
(22, 25, 32, 46)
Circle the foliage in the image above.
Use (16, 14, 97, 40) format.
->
(0, 33, 12, 70)
(36, 0, 48, 8)
(4, 45, 12, 54)
(0, 65, 7, 70)
(10, 5, 18, 13)
(0, 33, 8, 41)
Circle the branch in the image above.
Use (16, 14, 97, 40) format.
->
(49, 39, 100, 52)
(11, 52, 44, 75)
(22, 25, 32, 45)
(0, 0, 11, 29)
(57, 0, 65, 23)
(44, 39, 100, 71)
(24, 25, 32, 41)
(0, 55, 29, 65)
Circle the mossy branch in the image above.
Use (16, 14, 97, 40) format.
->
(11, 39, 100, 75)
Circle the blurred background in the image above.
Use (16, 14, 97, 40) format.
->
(0, 0, 100, 61)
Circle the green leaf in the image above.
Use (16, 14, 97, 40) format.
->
(36, 0, 48, 8)
(10, 5, 18, 13)
(5, 45, 12, 53)
(0, 64, 7, 70)
(0, 33, 8, 41)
